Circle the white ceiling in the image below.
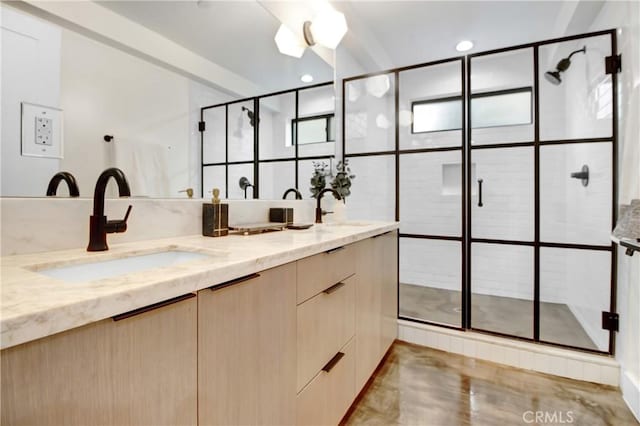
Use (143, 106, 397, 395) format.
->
(96, 0, 334, 94)
(96, 0, 604, 92)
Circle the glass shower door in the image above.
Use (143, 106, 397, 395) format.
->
(469, 47, 536, 338)
(397, 60, 465, 328)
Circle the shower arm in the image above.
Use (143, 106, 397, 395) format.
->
(567, 46, 586, 61)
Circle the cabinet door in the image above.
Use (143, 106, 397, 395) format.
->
(354, 237, 382, 392)
(198, 263, 296, 426)
(1, 295, 198, 426)
(380, 230, 399, 354)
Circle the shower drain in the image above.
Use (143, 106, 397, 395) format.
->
(453, 307, 462, 313)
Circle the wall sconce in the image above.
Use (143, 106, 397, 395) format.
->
(275, 7, 348, 58)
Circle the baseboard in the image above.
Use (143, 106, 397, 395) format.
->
(621, 370, 640, 422)
(398, 319, 620, 386)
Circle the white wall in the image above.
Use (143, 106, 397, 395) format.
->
(1, 5, 233, 199)
(589, 0, 640, 420)
(1, 5, 61, 197)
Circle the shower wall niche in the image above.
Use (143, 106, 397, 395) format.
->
(343, 30, 618, 354)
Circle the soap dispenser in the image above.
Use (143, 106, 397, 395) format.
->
(202, 188, 228, 237)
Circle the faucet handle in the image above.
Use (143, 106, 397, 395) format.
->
(179, 188, 194, 198)
(106, 205, 132, 234)
(322, 210, 334, 216)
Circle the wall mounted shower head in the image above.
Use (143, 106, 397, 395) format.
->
(544, 46, 586, 85)
(241, 106, 259, 127)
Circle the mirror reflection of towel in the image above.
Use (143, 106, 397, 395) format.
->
(113, 139, 170, 197)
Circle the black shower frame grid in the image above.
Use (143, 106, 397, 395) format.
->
(341, 28, 618, 355)
(200, 81, 334, 199)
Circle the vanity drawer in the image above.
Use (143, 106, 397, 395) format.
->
(296, 338, 356, 426)
(296, 244, 355, 304)
(297, 275, 355, 392)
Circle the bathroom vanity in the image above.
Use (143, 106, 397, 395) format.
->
(0, 223, 398, 425)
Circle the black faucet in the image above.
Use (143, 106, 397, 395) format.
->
(46, 171, 80, 197)
(315, 188, 341, 224)
(87, 168, 132, 252)
(282, 188, 302, 200)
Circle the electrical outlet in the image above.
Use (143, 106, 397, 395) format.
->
(35, 116, 53, 146)
(21, 102, 63, 158)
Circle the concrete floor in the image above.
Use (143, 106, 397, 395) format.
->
(343, 341, 638, 426)
(399, 283, 599, 351)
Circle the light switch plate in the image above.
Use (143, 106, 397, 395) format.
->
(21, 102, 63, 158)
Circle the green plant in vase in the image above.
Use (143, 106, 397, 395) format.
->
(330, 160, 356, 202)
(310, 161, 329, 198)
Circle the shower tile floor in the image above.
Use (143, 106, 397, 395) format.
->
(399, 283, 599, 351)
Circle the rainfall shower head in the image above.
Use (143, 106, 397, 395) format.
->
(241, 106, 259, 127)
(544, 46, 586, 85)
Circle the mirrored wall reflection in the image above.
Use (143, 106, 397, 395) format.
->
(399, 61, 463, 150)
(298, 84, 335, 158)
(540, 142, 613, 246)
(539, 35, 612, 141)
(399, 151, 462, 237)
(227, 101, 256, 163)
(471, 243, 534, 339)
(202, 106, 226, 165)
(259, 93, 296, 161)
(259, 161, 295, 200)
(399, 238, 462, 327)
(202, 165, 225, 199)
(540, 247, 611, 351)
(470, 47, 535, 145)
(200, 82, 334, 199)
(345, 73, 396, 154)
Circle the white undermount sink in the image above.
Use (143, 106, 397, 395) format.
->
(36, 250, 214, 284)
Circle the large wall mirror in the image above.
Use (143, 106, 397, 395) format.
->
(0, 2, 334, 200)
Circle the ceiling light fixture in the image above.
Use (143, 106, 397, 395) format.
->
(275, 5, 348, 58)
(275, 25, 306, 58)
(301, 74, 314, 83)
(456, 40, 474, 52)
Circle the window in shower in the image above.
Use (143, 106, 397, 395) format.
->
(411, 87, 532, 134)
(291, 114, 335, 145)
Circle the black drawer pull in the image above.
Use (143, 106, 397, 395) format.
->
(322, 352, 345, 373)
(373, 231, 393, 238)
(477, 179, 484, 207)
(210, 273, 260, 291)
(323, 281, 345, 295)
(325, 246, 345, 254)
(113, 293, 195, 321)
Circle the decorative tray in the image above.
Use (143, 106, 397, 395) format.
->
(229, 222, 287, 235)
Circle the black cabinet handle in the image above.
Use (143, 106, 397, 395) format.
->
(325, 246, 345, 255)
(113, 293, 195, 321)
(209, 273, 260, 291)
(323, 281, 345, 295)
(322, 352, 345, 373)
(477, 179, 484, 207)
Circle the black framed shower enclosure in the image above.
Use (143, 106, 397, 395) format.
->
(342, 29, 619, 355)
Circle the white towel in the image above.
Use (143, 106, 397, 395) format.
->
(112, 138, 170, 198)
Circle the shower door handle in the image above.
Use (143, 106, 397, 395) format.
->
(477, 179, 483, 207)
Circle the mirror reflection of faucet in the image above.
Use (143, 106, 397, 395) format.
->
(46, 171, 80, 197)
(239, 177, 254, 199)
(179, 188, 194, 198)
(282, 188, 302, 200)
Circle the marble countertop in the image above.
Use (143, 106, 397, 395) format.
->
(1, 221, 399, 350)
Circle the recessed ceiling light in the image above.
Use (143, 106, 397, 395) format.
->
(456, 40, 474, 52)
(301, 74, 314, 83)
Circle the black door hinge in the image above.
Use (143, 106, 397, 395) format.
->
(602, 311, 619, 332)
(605, 55, 622, 74)
(198, 121, 206, 132)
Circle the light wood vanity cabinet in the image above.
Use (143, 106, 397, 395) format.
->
(0, 294, 198, 426)
(0, 230, 398, 426)
(355, 230, 399, 391)
(197, 263, 297, 426)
